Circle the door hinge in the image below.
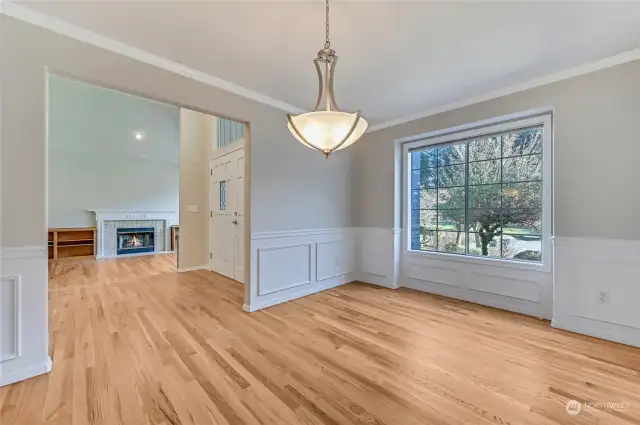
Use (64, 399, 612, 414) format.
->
(209, 253, 212, 260)
(210, 169, 213, 176)
(210, 211, 212, 218)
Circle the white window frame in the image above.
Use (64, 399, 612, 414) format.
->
(401, 111, 553, 272)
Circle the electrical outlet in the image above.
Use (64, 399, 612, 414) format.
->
(598, 291, 609, 305)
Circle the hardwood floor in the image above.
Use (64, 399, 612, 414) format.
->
(1, 256, 639, 424)
(47, 253, 177, 291)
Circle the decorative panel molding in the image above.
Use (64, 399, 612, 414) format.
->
(0, 248, 51, 387)
(316, 240, 354, 282)
(468, 272, 541, 302)
(248, 228, 355, 312)
(257, 244, 312, 296)
(405, 263, 459, 287)
(0, 276, 21, 363)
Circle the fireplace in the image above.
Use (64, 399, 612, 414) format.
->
(116, 227, 155, 255)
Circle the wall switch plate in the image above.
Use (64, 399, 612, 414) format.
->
(187, 205, 199, 213)
(598, 291, 609, 305)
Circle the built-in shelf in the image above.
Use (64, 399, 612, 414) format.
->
(48, 228, 96, 259)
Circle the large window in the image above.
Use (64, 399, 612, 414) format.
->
(407, 115, 550, 264)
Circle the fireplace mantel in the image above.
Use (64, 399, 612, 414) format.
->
(89, 210, 175, 259)
(89, 210, 175, 222)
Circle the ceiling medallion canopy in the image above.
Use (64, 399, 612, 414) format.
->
(287, 0, 368, 158)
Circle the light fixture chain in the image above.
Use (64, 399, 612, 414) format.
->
(325, 0, 330, 49)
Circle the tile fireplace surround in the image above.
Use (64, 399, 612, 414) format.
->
(89, 210, 175, 259)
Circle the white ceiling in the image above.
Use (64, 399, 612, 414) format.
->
(14, 1, 640, 126)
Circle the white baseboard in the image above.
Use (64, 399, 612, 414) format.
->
(0, 356, 52, 387)
(360, 272, 399, 289)
(404, 279, 549, 319)
(552, 317, 640, 348)
(244, 274, 354, 312)
(177, 265, 209, 273)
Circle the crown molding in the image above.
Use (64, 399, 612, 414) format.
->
(368, 47, 640, 133)
(3, 2, 639, 131)
(0, 1, 305, 115)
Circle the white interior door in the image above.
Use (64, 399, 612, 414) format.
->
(231, 149, 246, 283)
(210, 147, 245, 283)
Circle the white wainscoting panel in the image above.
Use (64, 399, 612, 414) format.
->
(405, 262, 459, 287)
(247, 229, 355, 311)
(258, 244, 312, 296)
(553, 237, 640, 347)
(357, 227, 401, 289)
(356, 226, 552, 318)
(0, 276, 21, 363)
(402, 251, 552, 319)
(0, 246, 52, 387)
(467, 271, 541, 303)
(316, 240, 353, 282)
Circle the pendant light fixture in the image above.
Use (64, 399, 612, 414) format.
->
(287, 0, 368, 158)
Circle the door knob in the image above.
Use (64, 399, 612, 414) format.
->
(232, 220, 238, 225)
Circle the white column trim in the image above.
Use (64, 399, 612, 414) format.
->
(0, 276, 22, 363)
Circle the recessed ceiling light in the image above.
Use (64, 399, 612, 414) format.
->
(134, 132, 144, 140)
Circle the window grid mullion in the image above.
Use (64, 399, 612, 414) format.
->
(435, 149, 439, 251)
(500, 135, 504, 258)
(410, 127, 543, 262)
(465, 140, 470, 255)
(468, 151, 541, 164)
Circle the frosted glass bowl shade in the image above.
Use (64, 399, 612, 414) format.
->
(288, 111, 368, 153)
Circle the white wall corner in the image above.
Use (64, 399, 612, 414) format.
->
(551, 317, 640, 348)
(357, 227, 400, 289)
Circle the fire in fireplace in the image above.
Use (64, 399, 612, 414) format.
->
(117, 227, 154, 255)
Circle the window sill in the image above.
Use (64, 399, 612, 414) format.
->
(403, 249, 551, 273)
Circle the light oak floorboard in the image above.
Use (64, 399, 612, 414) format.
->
(1, 255, 639, 424)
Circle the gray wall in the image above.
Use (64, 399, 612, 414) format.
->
(0, 15, 354, 248)
(354, 59, 640, 240)
(48, 74, 180, 228)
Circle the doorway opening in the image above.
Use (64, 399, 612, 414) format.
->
(46, 72, 250, 293)
(179, 108, 247, 284)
